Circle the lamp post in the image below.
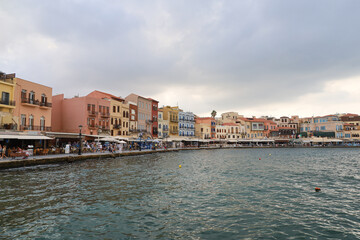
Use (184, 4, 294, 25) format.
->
(78, 125, 83, 155)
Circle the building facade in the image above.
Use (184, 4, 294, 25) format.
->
(148, 98, 158, 138)
(299, 115, 344, 138)
(125, 94, 153, 136)
(14, 77, 52, 132)
(179, 111, 195, 137)
(0, 73, 16, 130)
(158, 109, 169, 139)
(195, 117, 216, 139)
(86, 91, 129, 137)
(128, 102, 138, 135)
(52, 93, 110, 135)
(160, 106, 180, 137)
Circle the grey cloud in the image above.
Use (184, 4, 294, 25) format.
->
(1, 0, 360, 115)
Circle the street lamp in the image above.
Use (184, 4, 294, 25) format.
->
(78, 125, 83, 155)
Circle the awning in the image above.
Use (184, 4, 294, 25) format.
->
(0, 135, 53, 140)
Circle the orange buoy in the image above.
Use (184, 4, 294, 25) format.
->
(315, 187, 321, 192)
(259, 158, 261, 160)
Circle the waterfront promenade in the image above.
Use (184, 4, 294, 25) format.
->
(1, 144, 359, 170)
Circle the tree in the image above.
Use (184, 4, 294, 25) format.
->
(211, 110, 217, 118)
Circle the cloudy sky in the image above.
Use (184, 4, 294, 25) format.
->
(1, 0, 360, 117)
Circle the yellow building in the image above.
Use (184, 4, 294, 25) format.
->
(160, 106, 179, 136)
(0, 73, 16, 130)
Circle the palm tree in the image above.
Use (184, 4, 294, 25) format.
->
(211, 110, 217, 118)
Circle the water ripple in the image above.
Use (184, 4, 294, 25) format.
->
(0, 148, 359, 239)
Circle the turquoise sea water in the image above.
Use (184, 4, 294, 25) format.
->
(0, 148, 359, 239)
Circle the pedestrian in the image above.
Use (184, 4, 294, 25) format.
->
(2, 145, 7, 159)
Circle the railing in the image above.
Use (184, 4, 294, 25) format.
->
(0, 99, 15, 106)
(100, 112, 110, 118)
(0, 77, 14, 84)
(0, 123, 16, 130)
(88, 124, 98, 129)
(170, 118, 178, 123)
(19, 125, 52, 131)
(21, 98, 40, 106)
(40, 102, 52, 108)
(99, 126, 110, 131)
(146, 120, 153, 124)
(113, 125, 121, 129)
(88, 111, 98, 116)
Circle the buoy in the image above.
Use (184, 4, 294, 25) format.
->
(315, 187, 321, 192)
(259, 158, 261, 160)
(269, 154, 271, 156)
(179, 165, 182, 168)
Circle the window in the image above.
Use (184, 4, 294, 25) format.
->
(29, 91, 35, 104)
(113, 106, 116, 112)
(21, 90, 27, 100)
(21, 114, 26, 126)
(117, 106, 120, 112)
(1, 92, 10, 105)
(88, 104, 91, 111)
(320, 126, 326, 131)
(40, 116, 45, 131)
(41, 94, 47, 104)
(29, 115, 34, 130)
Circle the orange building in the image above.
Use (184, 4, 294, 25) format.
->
(14, 78, 52, 132)
(195, 117, 216, 139)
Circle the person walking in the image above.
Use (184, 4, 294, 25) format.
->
(1, 145, 7, 159)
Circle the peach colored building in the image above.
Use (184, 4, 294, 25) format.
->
(14, 78, 52, 131)
(52, 92, 110, 135)
(195, 117, 216, 139)
(86, 91, 129, 137)
(125, 93, 153, 135)
(128, 102, 138, 135)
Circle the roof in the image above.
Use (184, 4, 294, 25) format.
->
(147, 98, 159, 103)
(90, 90, 124, 102)
(222, 123, 238, 126)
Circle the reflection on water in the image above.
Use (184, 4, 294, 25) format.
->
(0, 149, 359, 239)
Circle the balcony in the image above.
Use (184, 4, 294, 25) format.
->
(100, 112, 110, 118)
(0, 75, 15, 85)
(39, 102, 52, 108)
(88, 124, 98, 129)
(99, 125, 110, 131)
(0, 123, 16, 130)
(170, 118, 178, 123)
(0, 99, 15, 107)
(113, 124, 121, 129)
(88, 111, 98, 116)
(170, 130, 178, 134)
(146, 120, 153, 124)
(21, 98, 40, 107)
(19, 125, 52, 131)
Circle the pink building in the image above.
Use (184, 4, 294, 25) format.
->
(52, 93, 110, 135)
(14, 78, 52, 131)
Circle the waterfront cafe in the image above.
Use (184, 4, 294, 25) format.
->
(0, 132, 53, 156)
(301, 137, 343, 146)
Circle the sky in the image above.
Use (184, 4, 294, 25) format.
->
(1, 0, 360, 118)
